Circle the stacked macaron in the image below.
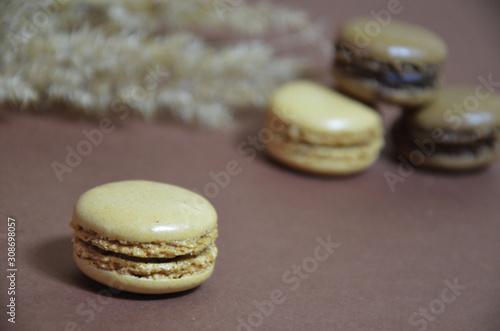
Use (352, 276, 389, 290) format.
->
(264, 17, 499, 174)
(70, 180, 218, 294)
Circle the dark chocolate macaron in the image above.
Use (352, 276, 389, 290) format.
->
(333, 18, 447, 106)
(393, 87, 500, 171)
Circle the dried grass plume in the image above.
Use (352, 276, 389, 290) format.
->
(0, 0, 329, 127)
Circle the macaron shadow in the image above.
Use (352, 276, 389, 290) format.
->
(30, 235, 82, 286)
(30, 236, 199, 300)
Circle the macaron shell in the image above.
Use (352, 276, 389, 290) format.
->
(409, 87, 500, 131)
(270, 80, 383, 137)
(415, 150, 498, 171)
(266, 137, 384, 175)
(337, 18, 447, 63)
(395, 136, 500, 171)
(73, 181, 217, 242)
(74, 252, 215, 294)
(265, 112, 380, 147)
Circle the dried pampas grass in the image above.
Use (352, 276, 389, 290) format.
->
(0, 0, 328, 127)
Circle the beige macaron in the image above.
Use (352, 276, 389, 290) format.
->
(264, 80, 384, 175)
(70, 180, 218, 294)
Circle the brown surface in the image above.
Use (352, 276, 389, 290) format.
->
(1, 1, 500, 330)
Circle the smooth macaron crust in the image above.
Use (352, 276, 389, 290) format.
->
(264, 80, 384, 175)
(70, 180, 218, 294)
(333, 18, 447, 106)
(393, 87, 500, 170)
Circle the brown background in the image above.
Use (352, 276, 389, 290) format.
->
(1, 0, 500, 330)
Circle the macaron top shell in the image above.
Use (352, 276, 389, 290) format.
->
(270, 80, 382, 136)
(338, 18, 447, 63)
(72, 180, 217, 242)
(410, 87, 500, 131)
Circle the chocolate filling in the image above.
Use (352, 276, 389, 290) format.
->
(405, 123, 498, 145)
(337, 63, 435, 88)
(334, 44, 440, 89)
(433, 137, 496, 155)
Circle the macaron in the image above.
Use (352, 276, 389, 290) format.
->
(333, 18, 447, 106)
(393, 87, 500, 170)
(264, 80, 384, 175)
(70, 180, 218, 294)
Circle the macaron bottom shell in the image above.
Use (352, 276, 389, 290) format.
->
(266, 138, 384, 175)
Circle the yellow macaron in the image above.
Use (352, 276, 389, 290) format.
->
(70, 180, 218, 294)
(264, 80, 384, 175)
